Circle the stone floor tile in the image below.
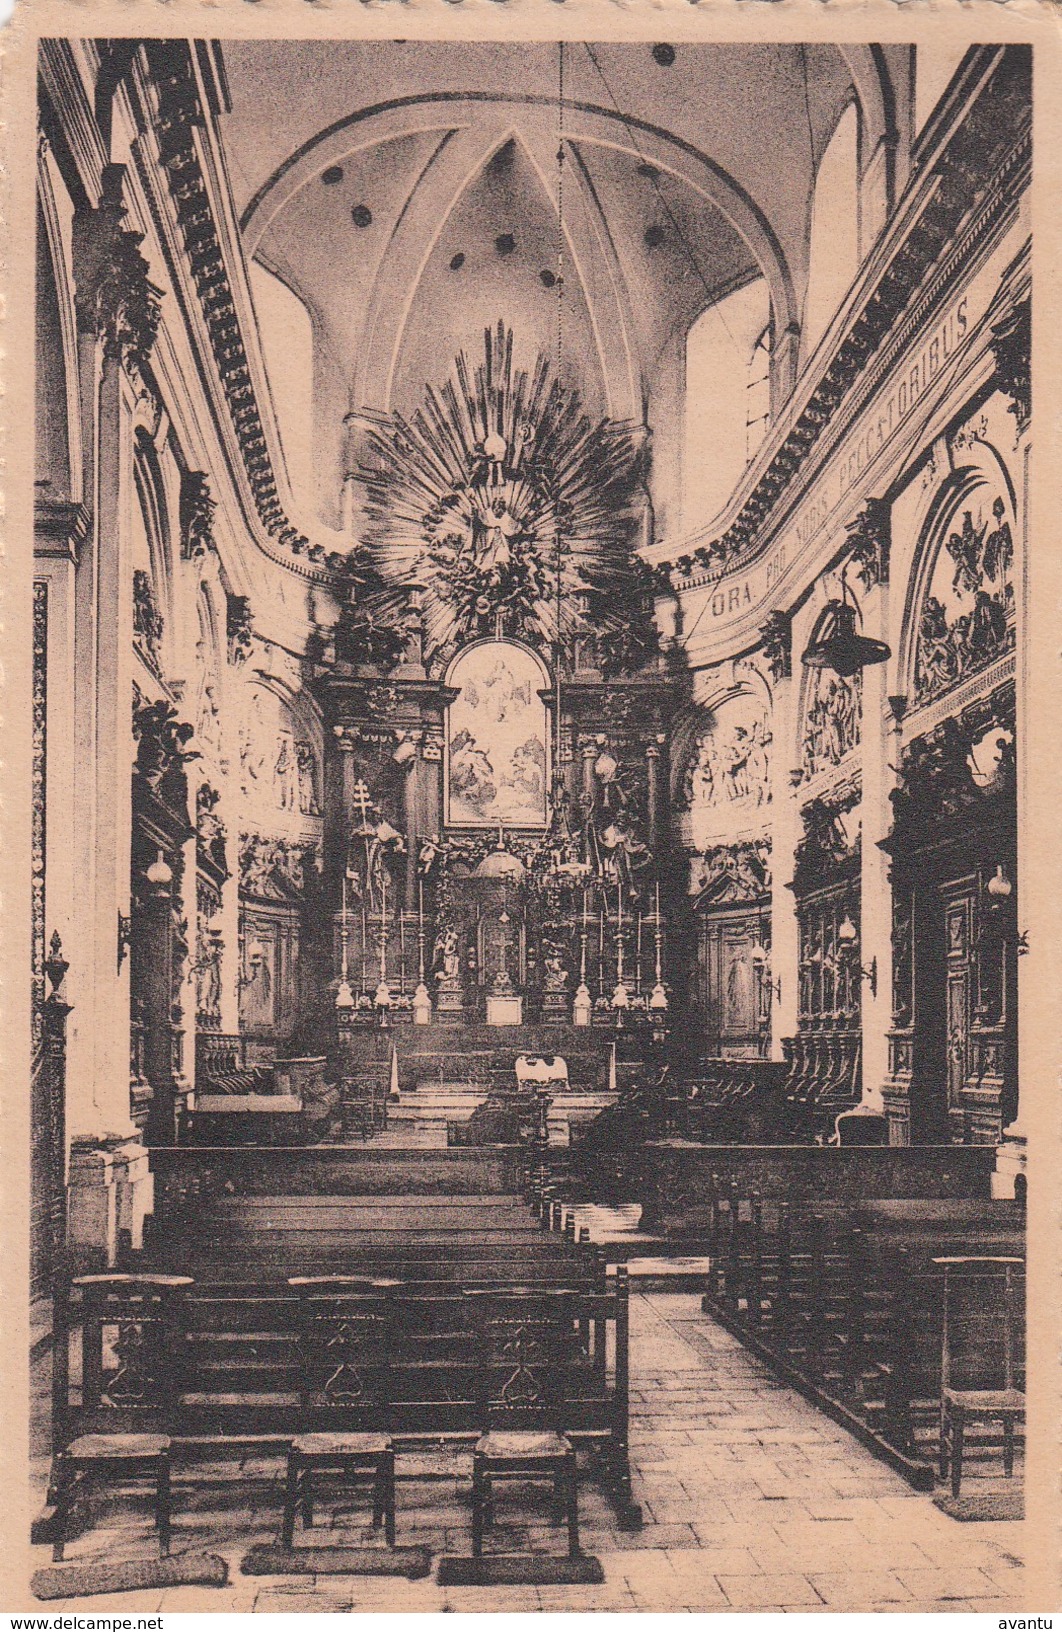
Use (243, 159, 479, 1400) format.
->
(806, 1570, 914, 1608)
(894, 1565, 1009, 1600)
(668, 1545, 762, 1577)
(717, 1571, 824, 1607)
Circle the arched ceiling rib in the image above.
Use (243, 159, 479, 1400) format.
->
(218, 42, 893, 527)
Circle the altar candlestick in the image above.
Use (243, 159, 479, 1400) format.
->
(598, 906, 606, 998)
(636, 911, 643, 995)
(413, 876, 431, 1024)
(379, 870, 388, 984)
(616, 881, 625, 983)
(398, 909, 408, 994)
(361, 903, 369, 992)
(340, 872, 349, 983)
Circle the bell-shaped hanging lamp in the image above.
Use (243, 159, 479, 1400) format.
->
(801, 599, 891, 678)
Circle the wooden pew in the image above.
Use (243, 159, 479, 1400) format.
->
(50, 1261, 640, 1532)
(702, 1190, 1025, 1484)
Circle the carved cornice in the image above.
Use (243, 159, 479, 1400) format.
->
(34, 498, 90, 563)
(664, 48, 1030, 588)
(140, 41, 337, 584)
(887, 679, 1015, 841)
(690, 839, 772, 907)
(792, 787, 861, 895)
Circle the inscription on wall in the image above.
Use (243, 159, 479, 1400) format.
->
(681, 287, 981, 637)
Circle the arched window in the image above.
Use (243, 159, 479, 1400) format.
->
(803, 102, 860, 358)
(249, 260, 315, 517)
(683, 276, 770, 531)
(915, 46, 970, 137)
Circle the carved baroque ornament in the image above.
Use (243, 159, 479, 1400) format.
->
(73, 165, 161, 382)
(353, 322, 661, 675)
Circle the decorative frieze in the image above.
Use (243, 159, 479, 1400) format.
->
(239, 832, 322, 902)
(914, 490, 1015, 704)
(801, 670, 861, 782)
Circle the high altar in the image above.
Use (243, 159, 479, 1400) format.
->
(303, 325, 679, 1039)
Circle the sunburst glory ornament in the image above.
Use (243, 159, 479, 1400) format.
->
(354, 322, 662, 673)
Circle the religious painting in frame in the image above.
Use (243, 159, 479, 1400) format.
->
(445, 640, 550, 829)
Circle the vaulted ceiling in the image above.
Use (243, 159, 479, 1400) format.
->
(216, 41, 908, 531)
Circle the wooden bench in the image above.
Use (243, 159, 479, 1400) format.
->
(701, 1191, 1025, 1483)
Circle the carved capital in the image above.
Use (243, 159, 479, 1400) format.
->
(845, 497, 891, 589)
(72, 166, 161, 379)
(989, 296, 1031, 434)
(226, 594, 253, 666)
(181, 471, 217, 563)
(759, 609, 792, 682)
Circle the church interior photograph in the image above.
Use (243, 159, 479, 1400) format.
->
(26, 33, 1033, 1610)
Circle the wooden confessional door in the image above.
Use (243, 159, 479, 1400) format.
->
(698, 908, 768, 1058)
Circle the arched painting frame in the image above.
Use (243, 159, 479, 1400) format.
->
(445, 639, 550, 829)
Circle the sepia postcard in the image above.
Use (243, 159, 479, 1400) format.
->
(0, 0, 1059, 1615)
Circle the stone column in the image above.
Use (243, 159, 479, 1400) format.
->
(996, 398, 1031, 1197)
(65, 165, 159, 1264)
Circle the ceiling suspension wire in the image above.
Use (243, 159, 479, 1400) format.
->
(553, 39, 566, 785)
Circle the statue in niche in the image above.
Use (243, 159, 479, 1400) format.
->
(363, 820, 405, 913)
(197, 680, 222, 757)
(194, 925, 223, 1022)
(433, 926, 461, 985)
(240, 690, 269, 794)
(599, 806, 652, 895)
(274, 735, 298, 811)
(295, 742, 319, 815)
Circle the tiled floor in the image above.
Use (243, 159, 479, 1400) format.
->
(29, 1293, 1026, 1612)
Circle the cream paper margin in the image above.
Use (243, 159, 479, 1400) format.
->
(0, 0, 1058, 1613)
